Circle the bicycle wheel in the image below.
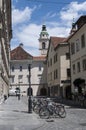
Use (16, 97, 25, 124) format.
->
(39, 107, 50, 119)
(33, 104, 40, 114)
(58, 105, 66, 118)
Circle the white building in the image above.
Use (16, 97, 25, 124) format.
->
(10, 25, 49, 96)
(10, 44, 47, 96)
(68, 15, 86, 94)
(47, 37, 71, 98)
(0, 0, 12, 98)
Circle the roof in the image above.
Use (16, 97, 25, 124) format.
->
(40, 24, 49, 36)
(33, 56, 46, 61)
(46, 36, 68, 58)
(67, 15, 86, 41)
(75, 15, 86, 25)
(11, 45, 33, 60)
(40, 31, 49, 36)
(50, 36, 67, 48)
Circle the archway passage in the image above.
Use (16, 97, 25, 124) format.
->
(73, 78, 85, 94)
(27, 87, 33, 96)
(65, 86, 71, 99)
(40, 88, 47, 96)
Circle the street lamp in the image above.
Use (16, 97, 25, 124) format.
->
(18, 77, 21, 100)
(28, 63, 32, 113)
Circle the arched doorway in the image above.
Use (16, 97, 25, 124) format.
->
(65, 86, 71, 99)
(73, 78, 85, 94)
(40, 87, 47, 96)
(27, 87, 33, 96)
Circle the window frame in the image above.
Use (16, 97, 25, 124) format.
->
(77, 61, 80, 73)
(20, 66, 22, 71)
(81, 34, 85, 48)
(42, 42, 46, 49)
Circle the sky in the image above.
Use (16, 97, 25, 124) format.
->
(11, 0, 86, 56)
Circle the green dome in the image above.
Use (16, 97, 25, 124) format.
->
(40, 31, 49, 36)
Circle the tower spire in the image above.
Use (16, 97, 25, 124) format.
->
(38, 24, 49, 56)
(70, 17, 76, 35)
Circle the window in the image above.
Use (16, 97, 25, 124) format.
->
(54, 69, 58, 79)
(81, 34, 85, 48)
(11, 76, 14, 83)
(54, 55, 55, 63)
(77, 62, 80, 72)
(71, 42, 75, 55)
(42, 42, 45, 49)
(38, 74, 42, 82)
(54, 70, 55, 80)
(12, 66, 14, 72)
(39, 65, 41, 71)
(82, 59, 86, 71)
(76, 39, 80, 52)
(18, 75, 23, 83)
(55, 53, 57, 62)
(50, 72, 52, 80)
(48, 61, 49, 67)
(66, 53, 70, 60)
(54, 53, 58, 63)
(56, 69, 58, 79)
(73, 64, 75, 74)
(67, 68, 71, 77)
(50, 58, 52, 66)
(20, 66, 22, 71)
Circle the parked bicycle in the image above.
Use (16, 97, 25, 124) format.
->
(39, 100, 66, 119)
(32, 97, 66, 119)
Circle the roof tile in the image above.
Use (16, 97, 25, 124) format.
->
(11, 46, 33, 60)
(50, 36, 67, 48)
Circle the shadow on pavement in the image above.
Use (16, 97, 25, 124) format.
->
(13, 110, 28, 113)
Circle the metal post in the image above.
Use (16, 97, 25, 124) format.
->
(28, 64, 32, 113)
(18, 78, 21, 100)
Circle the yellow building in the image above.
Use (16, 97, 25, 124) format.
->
(47, 37, 71, 98)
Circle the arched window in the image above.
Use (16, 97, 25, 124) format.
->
(20, 66, 22, 71)
(12, 66, 14, 72)
(42, 42, 45, 49)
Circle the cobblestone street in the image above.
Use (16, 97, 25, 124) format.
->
(0, 96, 86, 130)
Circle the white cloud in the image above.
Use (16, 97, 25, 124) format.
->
(11, 1, 86, 56)
(60, 1, 86, 26)
(12, 6, 34, 25)
(48, 27, 70, 37)
(45, 12, 58, 19)
(16, 24, 41, 47)
(70, 1, 86, 11)
(11, 23, 70, 55)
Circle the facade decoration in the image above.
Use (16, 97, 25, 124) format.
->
(0, 0, 12, 99)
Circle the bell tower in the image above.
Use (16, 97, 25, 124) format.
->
(39, 25, 49, 56)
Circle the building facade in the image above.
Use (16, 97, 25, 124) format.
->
(47, 37, 71, 98)
(0, 0, 12, 98)
(10, 44, 47, 96)
(68, 15, 86, 95)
